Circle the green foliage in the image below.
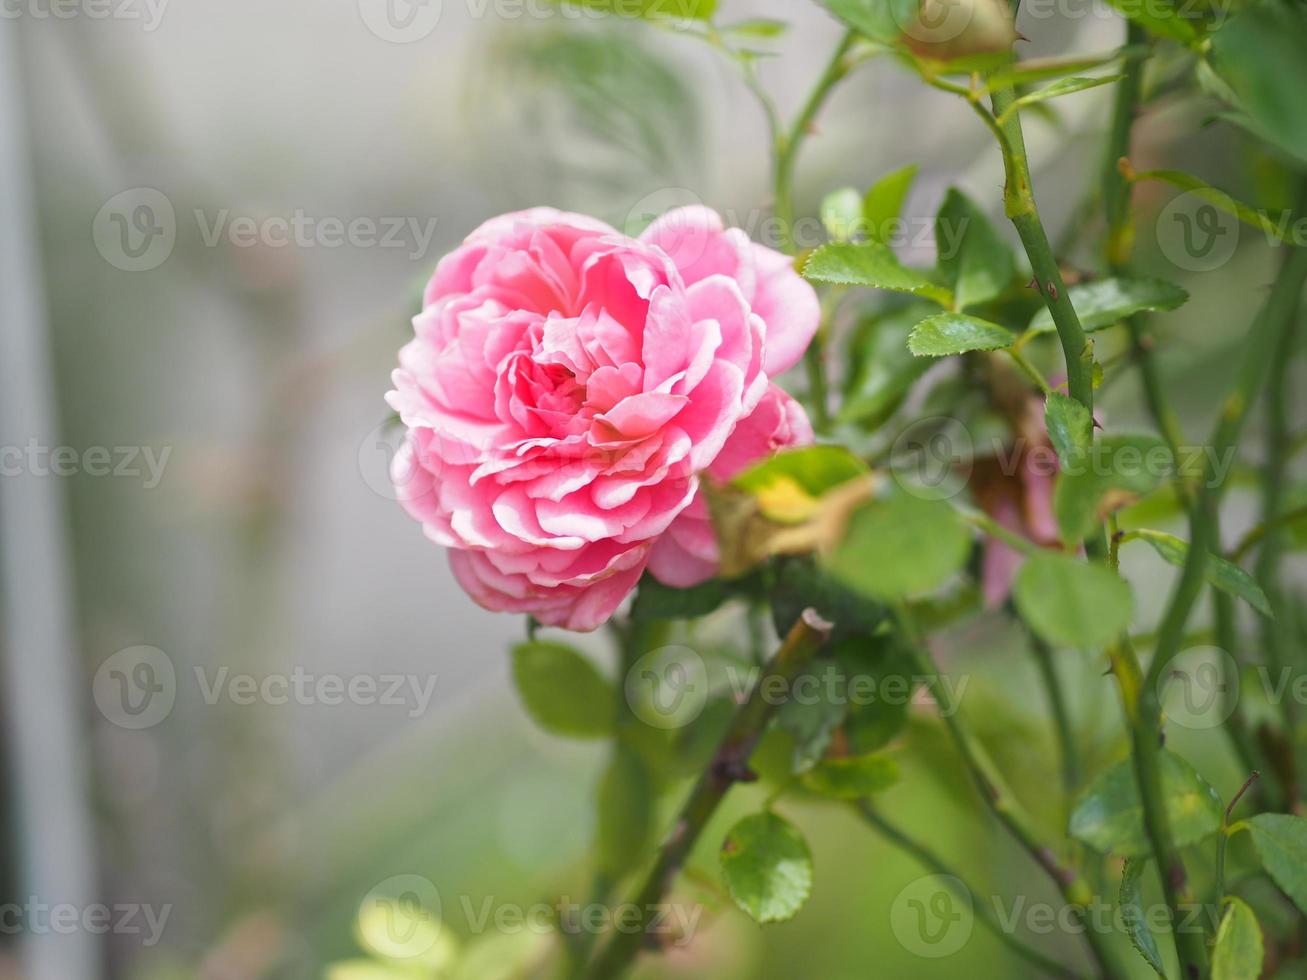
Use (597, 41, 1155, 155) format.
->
(995, 75, 1126, 125)
(1053, 433, 1172, 544)
(1240, 813, 1307, 916)
(510, 641, 614, 738)
(803, 243, 952, 307)
(934, 189, 1016, 310)
(1130, 529, 1273, 618)
(1209, 0, 1307, 164)
(551, 0, 716, 18)
(863, 165, 919, 246)
(813, 0, 916, 45)
(777, 661, 851, 772)
(1069, 751, 1223, 857)
(826, 494, 972, 600)
(1013, 554, 1134, 648)
(1100, 0, 1200, 43)
(1129, 169, 1303, 245)
(720, 812, 814, 923)
(1027, 277, 1189, 333)
(821, 188, 865, 242)
(733, 445, 870, 524)
(1120, 858, 1166, 976)
(597, 745, 654, 877)
(1211, 897, 1264, 980)
(631, 574, 739, 620)
(800, 753, 900, 799)
(907, 313, 1016, 356)
(840, 303, 936, 427)
(720, 17, 789, 38)
(1044, 392, 1093, 468)
(769, 557, 890, 644)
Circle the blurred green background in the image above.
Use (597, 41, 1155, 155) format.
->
(1, 0, 1300, 977)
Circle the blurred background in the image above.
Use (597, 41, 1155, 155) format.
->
(0, 0, 1298, 977)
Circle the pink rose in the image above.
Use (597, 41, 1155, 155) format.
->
(387, 207, 819, 631)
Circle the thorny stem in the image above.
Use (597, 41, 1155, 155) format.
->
(894, 607, 1119, 978)
(771, 29, 859, 432)
(1132, 180, 1307, 977)
(857, 801, 1089, 980)
(581, 612, 830, 980)
(984, 11, 1205, 972)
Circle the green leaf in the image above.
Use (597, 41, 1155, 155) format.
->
(983, 46, 1147, 90)
(720, 17, 789, 38)
(1242, 813, 1307, 915)
(995, 75, 1125, 125)
(1044, 392, 1093, 469)
(1120, 859, 1166, 976)
(1212, 897, 1264, 980)
(552, 0, 717, 19)
(827, 494, 972, 600)
(1053, 433, 1172, 544)
(1013, 553, 1133, 648)
(770, 557, 890, 645)
(863, 165, 919, 247)
(733, 445, 870, 524)
(720, 812, 814, 924)
(801, 753, 900, 799)
(803, 242, 953, 307)
(908, 313, 1017, 356)
(1131, 529, 1274, 618)
(1069, 750, 1223, 857)
(776, 661, 850, 772)
(1028, 277, 1189, 333)
(1100, 0, 1199, 43)
(840, 303, 935, 427)
(821, 187, 865, 242)
(597, 745, 654, 877)
(510, 641, 614, 738)
(1209, 0, 1307, 165)
(814, 0, 916, 45)
(1130, 169, 1302, 245)
(631, 574, 739, 620)
(934, 189, 1016, 310)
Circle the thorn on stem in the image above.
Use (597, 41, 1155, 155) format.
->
(1047, 281, 1058, 301)
(1026, 277, 1040, 292)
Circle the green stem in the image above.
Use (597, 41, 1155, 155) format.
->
(581, 612, 830, 980)
(1132, 181, 1307, 978)
(1255, 238, 1306, 724)
(1030, 632, 1081, 796)
(894, 608, 1118, 978)
(773, 30, 858, 254)
(986, 86, 1094, 413)
(773, 30, 856, 432)
(857, 801, 1089, 980)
